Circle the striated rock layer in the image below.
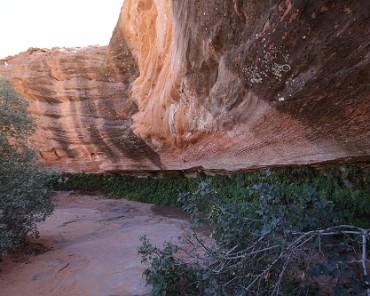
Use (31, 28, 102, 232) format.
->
(1, 0, 369, 173)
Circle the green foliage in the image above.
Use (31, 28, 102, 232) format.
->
(272, 166, 370, 227)
(0, 78, 33, 140)
(138, 235, 200, 296)
(56, 172, 199, 206)
(0, 77, 56, 256)
(58, 164, 369, 227)
(139, 181, 370, 296)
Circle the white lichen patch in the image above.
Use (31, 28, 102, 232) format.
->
(187, 101, 214, 133)
(169, 103, 179, 135)
(243, 67, 263, 84)
(243, 48, 291, 84)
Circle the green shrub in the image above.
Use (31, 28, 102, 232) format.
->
(58, 164, 369, 227)
(0, 77, 56, 256)
(138, 235, 200, 296)
(55, 172, 199, 206)
(139, 181, 370, 296)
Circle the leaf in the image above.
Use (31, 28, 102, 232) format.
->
(334, 287, 348, 296)
(309, 265, 323, 277)
(326, 261, 337, 273)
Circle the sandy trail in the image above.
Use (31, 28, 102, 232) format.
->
(0, 191, 193, 296)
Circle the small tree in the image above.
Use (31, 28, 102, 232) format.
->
(0, 77, 56, 256)
(139, 181, 370, 296)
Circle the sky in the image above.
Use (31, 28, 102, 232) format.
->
(0, 0, 124, 59)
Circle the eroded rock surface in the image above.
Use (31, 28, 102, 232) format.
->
(0, 192, 194, 296)
(1, 0, 369, 173)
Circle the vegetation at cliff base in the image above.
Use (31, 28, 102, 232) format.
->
(0, 77, 56, 256)
(57, 165, 369, 227)
(139, 180, 370, 296)
(57, 163, 369, 294)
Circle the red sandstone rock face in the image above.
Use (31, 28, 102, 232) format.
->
(1, 0, 369, 173)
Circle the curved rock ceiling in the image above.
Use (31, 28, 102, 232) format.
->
(0, 0, 369, 173)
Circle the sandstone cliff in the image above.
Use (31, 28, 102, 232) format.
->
(1, 0, 369, 173)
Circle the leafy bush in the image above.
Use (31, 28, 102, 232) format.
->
(55, 172, 199, 206)
(139, 181, 370, 296)
(57, 164, 369, 227)
(139, 235, 200, 296)
(0, 77, 56, 256)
